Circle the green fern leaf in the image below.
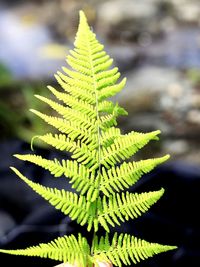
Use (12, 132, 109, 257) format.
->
(97, 189, 164, 231)
(100, 130, 160, 169)
(100, 127, 121, 148)
(98, 78, 126, 102)
(54, 74, 96, 104)
(0, 234, 90, 266)
(34, 94, 96, 128)
(93, 233, 177, 267)
(30, 110, 96, 142)
(14, 153, 66, 177)
(33, 133, 98, 168)
(100, 155, 169, 196)
(99, 102, 127, 117)
(47, 85, 96, 118)
(10, 167, 97, 230)
(14, 154, 99, 201)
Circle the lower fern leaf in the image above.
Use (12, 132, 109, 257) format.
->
(0, 234, 90, 267)
(10, 167, 95, 231)
(93, 233, 177, 267)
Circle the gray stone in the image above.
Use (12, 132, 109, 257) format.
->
(162, 140, 189, 155)
(117, 66, 191, 112)
(107, 44, 138, 72)
(0, 210, 16, 238)
(97, 0, 158, 25)
(187, 109, 200, 125)
(96, 0, 161, 41)
(173, 1, 200, 23)
(116, 66, 194, 138)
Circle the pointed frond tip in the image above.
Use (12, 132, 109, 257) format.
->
(0, 234, 90, 266)
(79, 10, 88, 26)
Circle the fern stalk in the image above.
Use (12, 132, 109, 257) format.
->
(0, 11, 177, 267)
(89, 24, 104, 259)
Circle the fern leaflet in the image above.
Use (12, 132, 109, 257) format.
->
(93, 233, 177, 267)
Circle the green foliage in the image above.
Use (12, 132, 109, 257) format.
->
(187, 68, 200, 87)
(0, 63, 13, 87)
(0, 81, 53, 142)
(0, 234, 90, 265)
(0, 11, 177, 267)
(93, 233, 176, 267)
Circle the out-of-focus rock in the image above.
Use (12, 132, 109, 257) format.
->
(107, 45, 139, 72)
(190, 94, 200, 108)
(0, 210, 16, 239)
(162, 139, 189, 156)
(97, 0, 163, 42)
(117, 66, 191, 114)
(173, 1, 200, 24)
(98, 0, 158, 24)
(187, 109, 200, 124)
(116, 67, 197, 138)
(115, 65, 200, 163)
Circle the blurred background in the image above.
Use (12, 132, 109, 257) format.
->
(0, 0, 200, 266)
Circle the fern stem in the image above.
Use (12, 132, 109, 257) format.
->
(86, 29, 102, 256)
(91, 230, 96, 256)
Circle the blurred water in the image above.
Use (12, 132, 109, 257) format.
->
(145, 27, 200, 68)
(0, 8, 64, 79)
(168, 28, 200, 68)
(1, 6, 200, 80)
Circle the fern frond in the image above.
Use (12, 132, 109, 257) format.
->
(34, 94, 96, 128)
(71, 9, 125, 101)
(93, 233, 177, 267)
(10, 167, 97, 230)
(97, 189, 164, 232)
(0, 234, 90, 266)
(98, 78, 127, 102)
(99, 114, 117, 130)
(56, 71, 94, 94)
(95, 67, 119, 82)
(30, 110, 96, 143)
(47, 86, 96, 118)
(100, 130, 161, 169)
(100, 155, 170, 196)
(98, 101, 127, 116)
(54, 74, 96, 104)
(33, 133, 98, 168)
(14, 154, 99, 202)
(14, 154, 66, 177)
(97, 71, 120, 91)
(62, 66, 93, 83)
(0, 11, 177, 265)
(100, 127, 121, 148)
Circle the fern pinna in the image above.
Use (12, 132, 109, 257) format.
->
(0, 11, 177, 267)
